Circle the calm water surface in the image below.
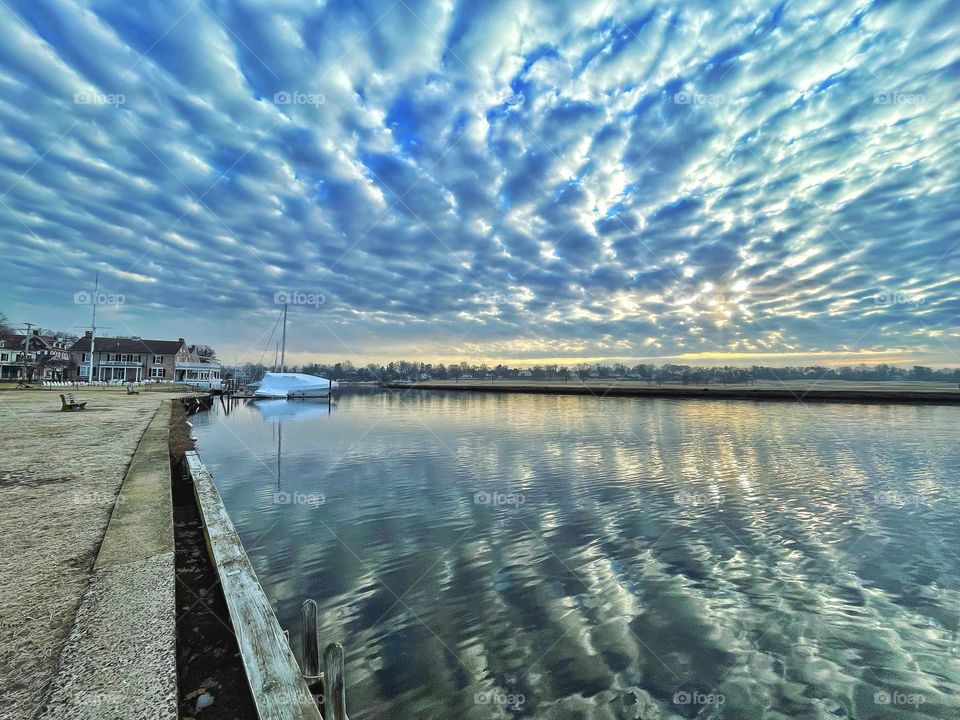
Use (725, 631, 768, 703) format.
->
(192, 390, 960, 719)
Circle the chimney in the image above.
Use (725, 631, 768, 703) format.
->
(84, 331, 92, 338)
(178, 338, 185, 344)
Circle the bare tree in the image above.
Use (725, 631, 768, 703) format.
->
(194, 344, 217, 359)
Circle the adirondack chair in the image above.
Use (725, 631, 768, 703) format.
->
(60, 393, 87, 411)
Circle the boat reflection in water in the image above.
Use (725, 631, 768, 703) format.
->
(253, 398, 337, 422)
(250, 398, 336, 485)
(191, 389, 960, 719)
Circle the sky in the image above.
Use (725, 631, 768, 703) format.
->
(0, 0, 958, 368)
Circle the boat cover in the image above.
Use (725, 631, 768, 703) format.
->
(252, 372, 338, 397)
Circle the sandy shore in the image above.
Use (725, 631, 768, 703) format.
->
(0, 388, 189, 720)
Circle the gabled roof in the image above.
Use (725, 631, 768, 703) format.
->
(1, 333, 61, 350)
(68, 336, 185, 355)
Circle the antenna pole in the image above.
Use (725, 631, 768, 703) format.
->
(280, 303, 287, 373)
(22, 322, 35, 380)
(88, 272, 99, 383)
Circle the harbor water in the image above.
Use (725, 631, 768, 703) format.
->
(191, 389, 960, 719)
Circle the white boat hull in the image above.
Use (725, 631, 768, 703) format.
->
(253, 388, 331, 398)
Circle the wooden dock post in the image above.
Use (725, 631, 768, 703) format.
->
(300, 599, 321, 681)
(323, 642, 347, 720)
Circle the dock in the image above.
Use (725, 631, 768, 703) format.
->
(186, 451, 338, 720)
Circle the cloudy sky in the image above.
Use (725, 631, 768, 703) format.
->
(0, 0, 958, 366)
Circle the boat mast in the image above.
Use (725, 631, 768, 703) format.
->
(279, 302, 287, 373)
(88, 272, 99, 383)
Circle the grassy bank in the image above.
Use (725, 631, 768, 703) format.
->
(386, 378, 960, 404)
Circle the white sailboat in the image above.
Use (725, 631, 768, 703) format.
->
(252, 304, 338, 398)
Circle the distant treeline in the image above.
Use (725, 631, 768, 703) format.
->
(229, 361, 960, 384)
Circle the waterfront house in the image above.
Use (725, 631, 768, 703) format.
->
(68, 333, 222, 387)
(178, 345, 223, 387)
(0, 331, 72, 380)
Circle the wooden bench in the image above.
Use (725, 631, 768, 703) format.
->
(60, 393, 87, 411)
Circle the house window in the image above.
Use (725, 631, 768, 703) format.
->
(153, 355, 163, 365)
(151, 367, 165, 378)
(82, 352, 90, 362)
(0, 353, 7, 362)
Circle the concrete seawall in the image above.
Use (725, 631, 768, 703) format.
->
(39, 402, 177, 720)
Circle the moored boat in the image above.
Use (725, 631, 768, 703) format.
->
(252, 371, 338, 398)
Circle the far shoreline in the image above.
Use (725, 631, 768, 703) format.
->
(384, 379, 960, 406)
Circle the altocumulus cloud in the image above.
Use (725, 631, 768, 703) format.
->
(0, 0, 958, 364)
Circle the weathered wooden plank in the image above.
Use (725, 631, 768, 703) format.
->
(185, 451, 323, 720)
